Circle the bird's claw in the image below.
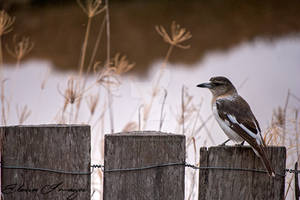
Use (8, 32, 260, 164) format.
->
(235, 141, 245, 146)
(218, 139, 230, 146)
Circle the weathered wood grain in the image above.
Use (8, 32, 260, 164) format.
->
(103, 131, 185, 200)
(199, 146, 286, 200)
(0, 125, 90, 200)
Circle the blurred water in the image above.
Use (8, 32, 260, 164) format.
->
(2, 30, 300, 200)
(4, 0, 300, 73)
(3, 34, 300, 141)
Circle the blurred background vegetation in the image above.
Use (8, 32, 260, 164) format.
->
(1, 0, 300, 74)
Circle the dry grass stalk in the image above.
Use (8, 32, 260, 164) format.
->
(192, 137, 197, 162)
(155, 21, 191, 74)
(264, 104, 292, 146)
(87, 93, 100, 117)
(75, 15, 104, 122)
(187, 138, 198, 200)
(61, 77, 83, 105)
(75, 58, 123, 122)
(58, 77, 83, 123)
(290, 92, 300, 103)
(198, 114, 215, 145)
(193, 114, 214, 142)
(0, 10, 15, 69)
(187, 169, 197, 200)
(96, 65, 120, 88)
(95, 54, 135, 89)
(86, 92, 100, 123)
(142, 102, 152, 130)
(6, 35, 34, 68)
(159, 89, 167, 131)
(79, 17, 106, 121)
(16, 105, 31, 124)
(282, 90, 290, 146)
(0, 79, 8, 125)
(141, 21, 191, 129)
(273, 107, 285, 128)
(122, 122, 138, 132)
(41, 68, 50, 90)
(77, 0, 106, 76)
(284, 175, 294, 200)
(97, 53, 134, 133)
(78, 16, 91, 76)
(74, 62, 101, 122)
(155, 21, 192, 50)
(95, 64, 116, 132)
(77, 0, 106, 18)
(138, 105, 143, 131)
(295, 110, 299, 163)
(92, 100, 107, 129)
(263, 106, 286, 145)
(181, 86, 185, 134)
(263, 93, 300, 198)
(264, 122, 282, 146)
(110, 53, 135, 75)
(0, 10, 15, 36)
(194, 114, 213, 135)
(154, 21, 192, 84)
(87, 17, 106, 74)
(187, 110, 200, 147)
(86, 93, 99, 123)
(75, 0, 106, 124)
(104, 0, 112, 132)
(178, 86, 196, 134)
(104, 0, 110, 68)
(107, 88, 114, 133)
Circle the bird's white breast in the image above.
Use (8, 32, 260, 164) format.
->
(212, 102, 244, 143)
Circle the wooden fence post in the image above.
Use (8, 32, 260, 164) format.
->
(103, 131, 185, 200)
(199, 146, 286, 200)
(0, 125, 91, 200)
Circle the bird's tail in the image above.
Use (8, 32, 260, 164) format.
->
(253, 145, 275, 177)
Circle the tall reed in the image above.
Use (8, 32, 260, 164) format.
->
(142, 21, 192, 130)
(6, 35, 34, 69)
(0, 10, 15, 69)
(75, 0, 106, 123)
(77, 0, 106, 76)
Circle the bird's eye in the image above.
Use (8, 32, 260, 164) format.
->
(213, 82, 223, 86)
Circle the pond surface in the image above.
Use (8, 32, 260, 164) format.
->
(4, 35, 300, 140)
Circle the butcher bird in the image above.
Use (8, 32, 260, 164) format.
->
(197, 76, 275, 177)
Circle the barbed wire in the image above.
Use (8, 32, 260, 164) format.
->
(1, 161, 297, 177)
(1, 163, 91, 175)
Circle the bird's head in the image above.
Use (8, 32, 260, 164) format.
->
(197, 76, 237, 97)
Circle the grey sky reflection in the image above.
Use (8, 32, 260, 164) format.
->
(3, 35, 300, 145)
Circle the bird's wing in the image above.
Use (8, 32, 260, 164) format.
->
(216, 96, 274, 177)
(216, 96, 264, 147)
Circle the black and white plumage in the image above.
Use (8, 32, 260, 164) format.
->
(197, 76, 275, 177)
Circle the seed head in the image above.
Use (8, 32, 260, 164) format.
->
(110, 53, 135, 75)
(0, 10, 15, 36)
(58, 77, 83, 106)
(6, 35, 34, 61)
(155, 21, 192, 49)
(77, 0, 106, 18)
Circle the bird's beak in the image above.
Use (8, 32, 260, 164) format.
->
(197, 82, 213, 89)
